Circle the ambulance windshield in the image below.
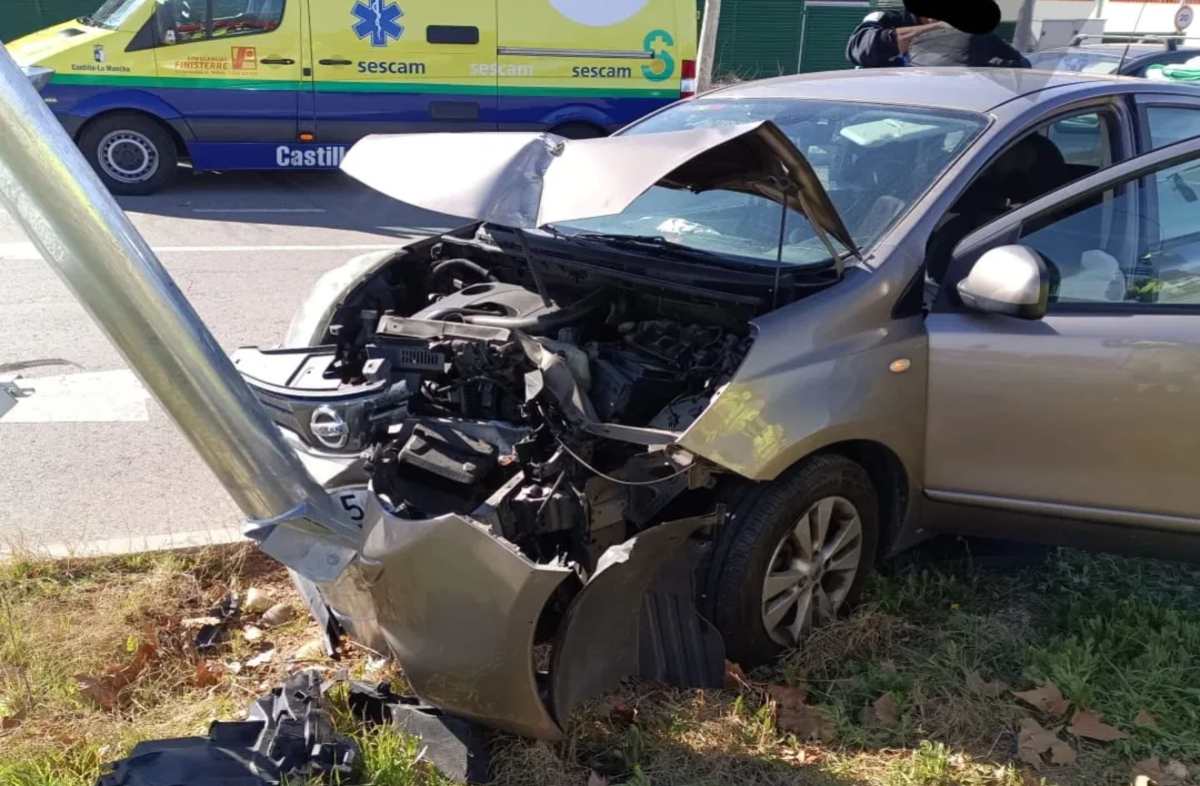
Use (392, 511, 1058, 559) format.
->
(84, 0, 144, 29)
(559, 99, 985, 266)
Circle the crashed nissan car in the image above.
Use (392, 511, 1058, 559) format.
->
(222, 66, 1200, 740)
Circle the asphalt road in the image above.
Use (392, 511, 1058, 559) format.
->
(0, 167, 458, 556)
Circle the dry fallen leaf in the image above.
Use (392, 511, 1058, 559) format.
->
(723, 660, 749, 691)
(1017, 717, 1060, 768)
(0, 711, 25, 731)
(1068, 709, 1128, 742)
(194, 660, 223, 688)
(767, 683, 808, 710)
(181, 616, 222, 629)
(1134, 709, 1160, 731)
(872, 693, 900, 728)
(242, 587, 272, 614)
(261, 603, 296, 628)
(246, 649, 275, 669)
(1129, 758, 1190, 786)
(607, 698, 638, 728)
(242, 625, 264, 643)
(1013, 682, 1070, 718)
(1048, 740, 1076, 766)
(1165, 760, 1190, 781)
(1132, 757, 1187, 786)
(74, 640, 157, 711)
(965, 670, 1008, 698)
(778, 703, 837, 742)
(291, 639, 326, 662)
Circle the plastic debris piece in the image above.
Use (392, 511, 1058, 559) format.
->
(95, 670, 356, 785)
(348, 681, 492, 784)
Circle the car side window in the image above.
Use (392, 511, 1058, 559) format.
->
(925, 109, 1119, 287)
(1019, 158, 1200, 306)
(1145, 106, 1200, 150)
(1043, 111, 1114, 171)
(155, 0, 284, 45)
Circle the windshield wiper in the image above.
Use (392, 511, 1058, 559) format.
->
(566, 232, 753, 263)
(566, 231, 839, 273)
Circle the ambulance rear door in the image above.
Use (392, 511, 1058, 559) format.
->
(308, 0, 499, 143)
(152, 0, 303, 149)
(496, 0, 686, 134)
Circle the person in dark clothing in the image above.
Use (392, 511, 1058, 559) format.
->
(845, 10, 945, 68)
(846, 1, 1028, 69)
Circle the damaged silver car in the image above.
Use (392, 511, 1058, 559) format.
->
(10, 45, 1200, 746)
(227, 104, 985, 738)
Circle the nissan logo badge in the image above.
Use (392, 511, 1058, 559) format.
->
(310, 405, 350, 450)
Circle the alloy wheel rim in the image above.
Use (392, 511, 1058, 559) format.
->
(98, 130, 159, 184)
(760, 495, 863, 647)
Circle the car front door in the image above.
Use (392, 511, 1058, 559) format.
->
(152, 0, 301, 142)
(924, 137, 1200, 528)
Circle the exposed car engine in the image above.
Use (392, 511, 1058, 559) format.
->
(235, 226, 753, 573)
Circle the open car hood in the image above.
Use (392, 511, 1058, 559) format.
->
(341, 121, 860, 260)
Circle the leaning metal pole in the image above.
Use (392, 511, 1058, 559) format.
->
(0, 44, 359, 581)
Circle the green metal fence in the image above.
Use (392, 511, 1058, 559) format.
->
(2, 0, 99, 43)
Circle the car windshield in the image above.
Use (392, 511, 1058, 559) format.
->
(555, 99, 985, 267)
(1028, 49, 1126, 74)
(83, 0, 144, 29)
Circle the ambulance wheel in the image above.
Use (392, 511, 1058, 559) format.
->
(79, 113, 178, 196)
(549, 122, 606, 140)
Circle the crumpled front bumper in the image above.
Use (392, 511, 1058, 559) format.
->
(314, 495, 572, 739)
(292, 493, 721, 739)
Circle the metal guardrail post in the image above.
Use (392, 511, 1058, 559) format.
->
(0, 44, 359, 581)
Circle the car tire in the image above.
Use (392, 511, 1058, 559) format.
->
(548, 122, 606, 140)
(707, 454, 879, 667)
(78, 113, 178, 196)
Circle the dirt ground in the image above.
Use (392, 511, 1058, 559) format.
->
(3, 540, 1199, 786)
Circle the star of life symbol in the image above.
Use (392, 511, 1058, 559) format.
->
(352, 0, 404, 48)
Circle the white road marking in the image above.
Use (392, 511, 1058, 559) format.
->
(191, 207, 327, 214)
(0, 369, 151, 423)
(0, 526, 243, 559)
(0, 241, 398, 260)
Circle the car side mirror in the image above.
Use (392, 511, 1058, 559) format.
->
(956, 245, 1049, 320)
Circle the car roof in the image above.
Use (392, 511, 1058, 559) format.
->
(708, 67, 1129, 114)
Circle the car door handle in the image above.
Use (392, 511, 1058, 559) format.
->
(319, 59, 353, 66)
(260, 58, 295, 65)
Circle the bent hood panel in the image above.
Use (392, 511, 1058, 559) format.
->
(340, 122, 858, 254)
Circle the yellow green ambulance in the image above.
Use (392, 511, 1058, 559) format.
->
(9, 0, 697, 194)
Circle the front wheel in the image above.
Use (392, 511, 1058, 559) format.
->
(78, 113, 178, 196)
(708, 454, 879, 667)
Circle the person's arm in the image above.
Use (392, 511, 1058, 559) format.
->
(895, 21, 950, 53)
(846, 12, 947, 67)
(846, 12, 901, 67)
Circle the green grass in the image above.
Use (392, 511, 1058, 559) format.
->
(4, 542, 1200, 785)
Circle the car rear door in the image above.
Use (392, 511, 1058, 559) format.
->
(495, 0, 686, 133)
(1135, 92, 1200, 152)
(307, 0, 498, 143)
(925, 136, 1200, 528)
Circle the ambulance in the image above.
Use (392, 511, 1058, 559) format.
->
(9, 0, 697, 194)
